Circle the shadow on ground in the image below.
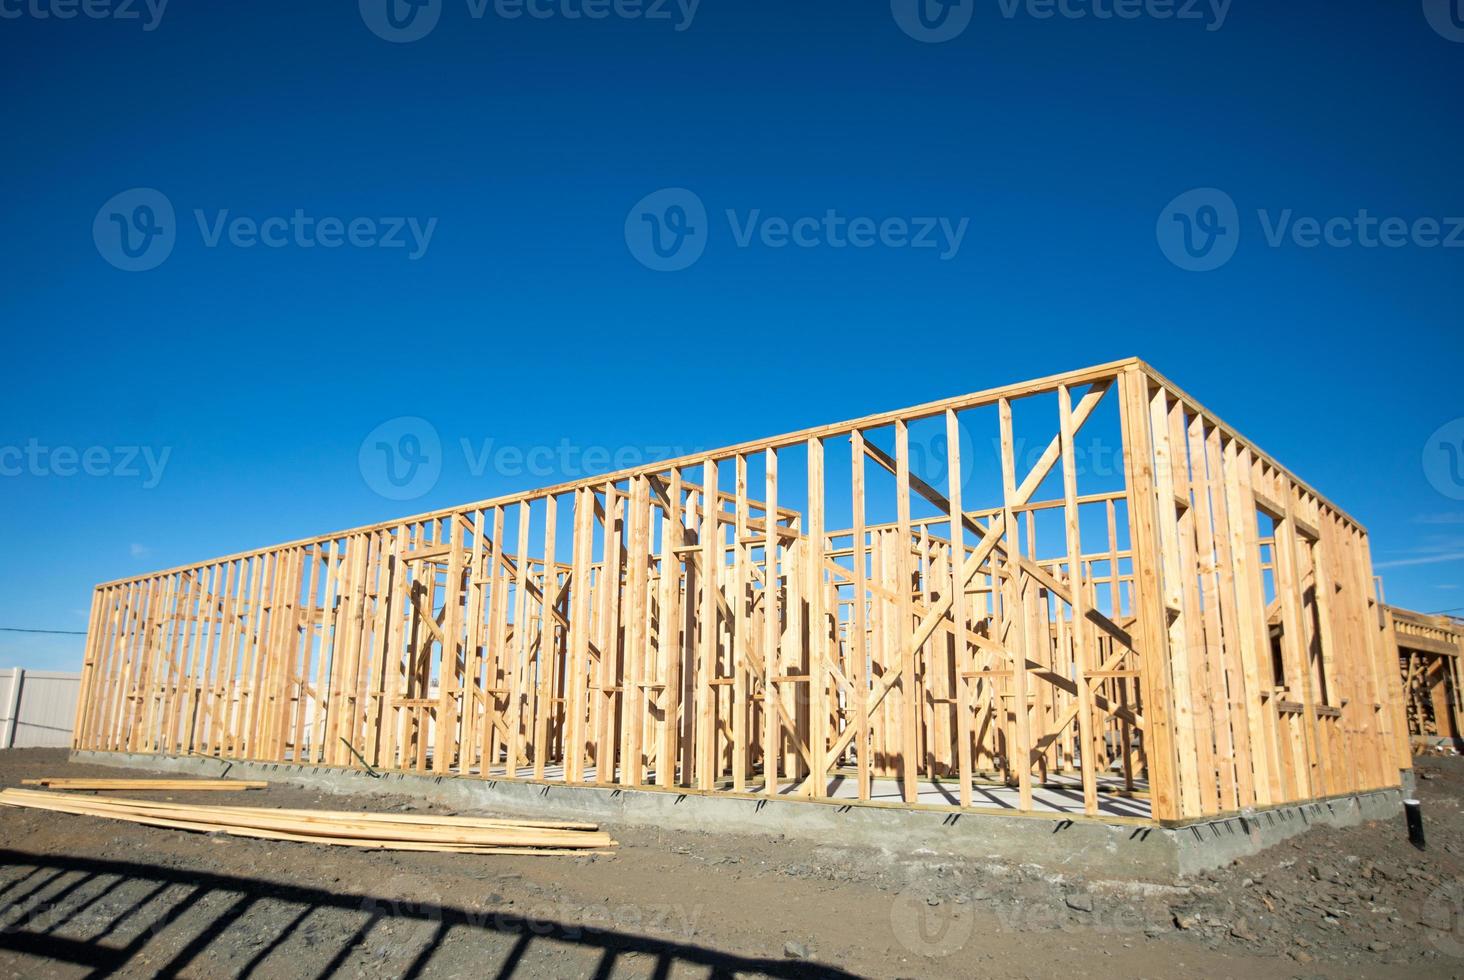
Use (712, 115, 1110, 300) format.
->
(0, 849, 854, 979)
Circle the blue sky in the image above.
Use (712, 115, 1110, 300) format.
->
(2, 0, 1461, 671)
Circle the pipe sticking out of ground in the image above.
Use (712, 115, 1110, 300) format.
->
(1404, 798, 1425, 850)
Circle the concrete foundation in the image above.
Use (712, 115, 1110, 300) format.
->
(70, 750, 1405, 879)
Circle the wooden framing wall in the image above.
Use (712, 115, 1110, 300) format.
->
(72, 358, 1407, 826)
(1385, 606, 1464, 751)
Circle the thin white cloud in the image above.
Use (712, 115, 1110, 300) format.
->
(1375, 551, 1464, 569)
(129, 543, 151, 559)
(1414, 513, 1464, 525)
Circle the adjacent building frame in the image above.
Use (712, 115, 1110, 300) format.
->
(1384, 605, 1464, 751)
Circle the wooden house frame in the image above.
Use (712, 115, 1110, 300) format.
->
(1385, 606, 1464, 749)
(72, 358, 1408, 826)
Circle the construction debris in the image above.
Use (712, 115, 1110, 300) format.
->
(0, 789, 615, 855)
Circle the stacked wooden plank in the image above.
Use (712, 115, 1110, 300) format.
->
(0, 789, 615, 855)
(20, 778, 267, 791)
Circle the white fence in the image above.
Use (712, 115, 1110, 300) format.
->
(1, 669, 80, 748)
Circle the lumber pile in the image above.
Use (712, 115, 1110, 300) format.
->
(20, 778, 268, 791)
(0, 789, 615, 855)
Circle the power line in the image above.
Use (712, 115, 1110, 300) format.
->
(0, 627, 88, 636)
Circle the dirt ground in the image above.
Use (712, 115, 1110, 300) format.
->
(0, 750, 1461, 979)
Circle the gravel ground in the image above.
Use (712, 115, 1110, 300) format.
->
(1, 748, 1461, 979)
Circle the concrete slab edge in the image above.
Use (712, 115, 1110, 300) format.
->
(67, 751, 1404, 880)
